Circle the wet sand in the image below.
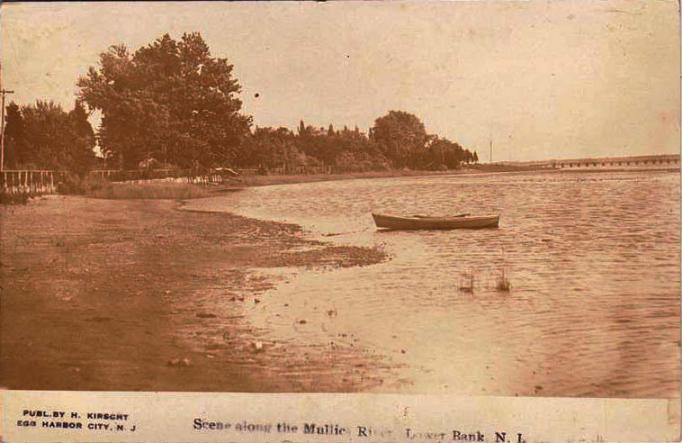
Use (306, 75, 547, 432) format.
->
(0, 195, 387, 391)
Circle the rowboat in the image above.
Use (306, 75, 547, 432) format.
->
(372, 213, 500, 230)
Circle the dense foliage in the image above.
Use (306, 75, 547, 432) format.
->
(77, 33, 251, 169)
(5, 32, 478, 173)
(240, 123, 389, 172)
(237, 112, 477, 172)
(3, 100, 95, 173)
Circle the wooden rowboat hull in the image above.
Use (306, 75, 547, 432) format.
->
(372, 213, 499, 230)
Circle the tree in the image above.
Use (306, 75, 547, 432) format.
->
(66, 100, 97, 173)
(77, 32, 251, 169)
(5, 100, 96, 173)
(370, 111, 428, 168)
(3, 102, 26, 169)
(243, 126, 315, 171)
(70, 101, 93, 140)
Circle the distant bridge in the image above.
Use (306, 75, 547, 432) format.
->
(495, 154, 680, 171)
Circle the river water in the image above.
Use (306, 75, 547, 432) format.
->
(186, 170, 680, 398)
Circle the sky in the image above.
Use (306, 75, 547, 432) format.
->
(1, 1, 679, 161)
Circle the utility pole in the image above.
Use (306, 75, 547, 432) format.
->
(0, 88, 15, 172)
(489, 138, 493, 163)
(488, 125, 493, 164)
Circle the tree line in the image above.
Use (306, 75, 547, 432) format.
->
(3, 33, 477, 174)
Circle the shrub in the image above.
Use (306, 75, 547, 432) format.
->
(86, 182, 212, 200)
(57, 173, 110, 195)
(496, 269, 511, 292)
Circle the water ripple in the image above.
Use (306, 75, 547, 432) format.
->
(185, 170, 680, 397)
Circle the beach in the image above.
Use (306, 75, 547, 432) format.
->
(0, 194, 387, 391)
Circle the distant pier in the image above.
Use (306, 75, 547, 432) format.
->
(495, 154, 680, 171)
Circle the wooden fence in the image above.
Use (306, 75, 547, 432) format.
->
(90, 165, 334, 181)
(1, 165, 336, 197)
(1, 170, 62, 195)
(1, 169, 229, 197)
(88, 169, 230, 184)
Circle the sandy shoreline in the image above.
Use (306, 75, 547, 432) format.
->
(0, 195, 388, 391)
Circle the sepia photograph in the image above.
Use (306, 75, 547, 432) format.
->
(0, 0, 679, 418)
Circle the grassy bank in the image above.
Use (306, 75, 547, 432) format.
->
(54, 169, 459, 202)
(49, 165, 551, 202)
(235, 168, 467, 187)
(86, 181, 215, 199)
(235, 166, 554, 187)
(52, 173, 218, 200)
